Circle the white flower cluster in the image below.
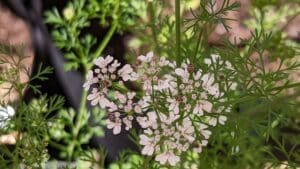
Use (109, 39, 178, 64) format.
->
(84, 56, 137, 109)
(84, 52, 232, 166)
(0, 105, 15, 128)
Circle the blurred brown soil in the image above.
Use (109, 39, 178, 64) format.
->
(208, 0, 300, 44)
(0, 5, 33, 104)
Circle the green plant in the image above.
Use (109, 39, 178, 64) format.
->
(48, 107, 105, 160)
(0, 42, 64, 169)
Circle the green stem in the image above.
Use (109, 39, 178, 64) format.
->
(73, 89, 88, 140)
(175, 0, 181, 64)
(71, 26, 86, 72)
(223, 81, 300, 110)
(193, 27, 204, 59)
(68, 1, 120, 161)
(79, 90, 88, 116)
(79, 0, 120, 137)
(267, 82, 300, 92)
(92, 21, 118, 68)
(148, 2, 160, 53)
(91, 0, 119, 68)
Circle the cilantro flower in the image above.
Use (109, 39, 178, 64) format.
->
(84, 52, 234, 166)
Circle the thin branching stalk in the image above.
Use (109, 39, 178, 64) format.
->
(193, 26, 205, 59)
(92, 0, 120, 65)
(92, 21, 118, 66)
(175, 0, 181, 64)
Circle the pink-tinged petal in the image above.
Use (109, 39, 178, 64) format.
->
(175, 68, 185, 77)
(99, 96, 111, 108)
(83, 82, 90, 91)
(87, 93, 96, 100)
(134, 105, 142, 113)
(139, 135, 150, 145)
(138, 51, 154, 63)
(141, 146, 149, 155)
(105, 55, 114, 64)
(201, 74, 209, 83)
(137, 55, 146, 62)
(142, 146, 154, 156)
(193, 146, 202, 153)
(93, 57, 104, 66)
(174, 103, 179, 114)
(106, 120, 114, 129)
(185, 135, 195, 143)
(193, 70, 202, 80)
(155, 153, 168, 165)
(130, 72, 138, 81)
(192, 104, 198, 114)
(207, 75, 214, 86)
(127, 92, 136, 99)
(123, 75, 130, 81)
(107, 103, 118, 112)
(202, 130, 212, 139)
(148, 111, 157, 121)
(219, 115, 227, 125)
(113, 126, 121, 135)
(168, 154, 180, 166)
(199, 123, 208, 130)
(203, 101, 212, 112)
(115, 92, 127, 103)
(201, 140, 208, 146)
(193, 104, 203, 116)
(208, 85, 219, 96)
(91, 98, 99, 106)
(209, 118, 217, 126)
(146, 51, 154, 58)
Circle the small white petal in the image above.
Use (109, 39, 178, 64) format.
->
(175, 68, 185, 77)
(219, 115, 227, 125)
(113, 126, 121, 135)
(155, 153, 168, 165)
(6, 106, 15, 116)
(203, 101, 213, 112)
(168, 154, 180, 166)
(209, 117, 217, 126)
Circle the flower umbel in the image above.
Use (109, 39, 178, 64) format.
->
(84, 52, 233, 166)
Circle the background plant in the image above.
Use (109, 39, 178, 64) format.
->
(0, 42, 65, 169)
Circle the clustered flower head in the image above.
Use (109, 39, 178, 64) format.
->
(84, 52, 232, 166)
(0, 105, 15, 128)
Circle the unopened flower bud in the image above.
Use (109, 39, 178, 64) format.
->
(63, 7, 74, 20)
